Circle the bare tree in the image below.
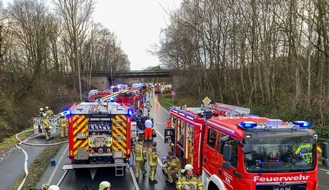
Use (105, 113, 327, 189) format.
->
(53, 0, 95, 90)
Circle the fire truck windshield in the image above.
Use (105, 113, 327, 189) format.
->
(244, 134, 316, 173)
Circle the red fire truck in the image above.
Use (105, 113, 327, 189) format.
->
(165, 103, 328, 190)
(62, 101, 134, 177)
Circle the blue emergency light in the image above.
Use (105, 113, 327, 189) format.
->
(63, 110, 71, 116)
(127, 108, 133, 116)
(109, 96, 115, 102)
(240, 121, 257, 128)
(292, 121, 311, 128)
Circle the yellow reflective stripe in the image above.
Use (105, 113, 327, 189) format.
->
(113, 140, 127, 154)
(112, 126, 127, 141)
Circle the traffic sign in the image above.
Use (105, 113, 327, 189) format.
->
(171, 91, 176, 96)
(203, 96, 211, 105)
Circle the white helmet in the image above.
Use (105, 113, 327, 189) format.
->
(99, 181, 111, 190)
(48, 185, 60, 190)
(40, 108, 44, 111)
(184, 164, 193, 170)
(46, 106, 49, 110)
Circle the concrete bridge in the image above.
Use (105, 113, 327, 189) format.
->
(80, 70, 178, 90)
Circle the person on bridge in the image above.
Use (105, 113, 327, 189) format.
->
(165, 151, 182, 184)
(99, 181, 111, 190)
(148, 142, 159, 184)
(176, 164, 204, 190)
(134, 137, 147, 179)
(58, 113, 68, 137)
(144, 117, 153, 141)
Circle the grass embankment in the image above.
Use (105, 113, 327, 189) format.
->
(0, 128, 34, 156)
(1, 132, 66, 190)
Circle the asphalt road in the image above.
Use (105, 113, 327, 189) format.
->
(1, 94, 329, 190)
(36, 94, 175, 190)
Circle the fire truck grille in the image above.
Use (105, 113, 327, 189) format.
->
(256, 183, 307, 190)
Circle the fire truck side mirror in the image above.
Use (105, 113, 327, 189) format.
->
(223, 144, 232, 161)
(322, 142, 328, 167)
(242, 144, 254, 154)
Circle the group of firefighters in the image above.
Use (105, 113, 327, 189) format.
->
(133, 138, 204, 190)
(38, 106, 68, 140)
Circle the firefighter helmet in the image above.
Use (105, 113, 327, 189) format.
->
(46, 106, 49, 110)
(47, 185, 60, 190)
(40, 108, 43, 111)
(99, 181, 111, 190)
(184, 164, 193, 170)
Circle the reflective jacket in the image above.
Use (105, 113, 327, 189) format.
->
(167, 156, 181, 171)
(134, 142, 146, 161)
(58, 117, 68, 127)
(148, 148, 158, 166)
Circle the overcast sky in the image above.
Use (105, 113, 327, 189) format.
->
(93, 0, 182, 70)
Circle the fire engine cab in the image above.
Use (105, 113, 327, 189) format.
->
(165, 103, 329, 190)
(62, 101, 134, 177)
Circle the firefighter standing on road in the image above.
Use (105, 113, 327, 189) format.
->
(146, 100, 152, 116)
(165, 151, 182, 184)
(134, 137, 147, 179)
(39, 108, 46, 117)
(148, 142, 159, 184)
(58, 113, 68, 137)
(144, 117, 153, 140)
(45, 106, 54, 117)
(176, 164, 204, 190)
(43, 115, 51, 140)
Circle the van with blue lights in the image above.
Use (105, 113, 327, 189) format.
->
(166, 103, 328, 190)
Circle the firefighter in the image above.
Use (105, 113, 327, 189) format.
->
(43, 115, 51, 140)
(42, 184, 60, 190)
(146, 100, 152, 116)
(39, 108, 46, 117)
(58, 113, 68, 137)
(144, 117, 153, 141)
(167, 118, 171, 128)
(176, 164, 204, 190)
(45, 106, 54, 117)
(165, 151, 182, 184)
(148, 141, 159, 184)
(99, 181, 111, 190)
(134, 137, 147, 179)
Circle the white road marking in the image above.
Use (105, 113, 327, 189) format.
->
(48, 144, 69, 185)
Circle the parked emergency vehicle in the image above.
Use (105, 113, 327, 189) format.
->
(62, 101, 134, 177)
(165, 103, 328, 190)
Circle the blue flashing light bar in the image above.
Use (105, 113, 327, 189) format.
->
(127, 108, 134, 116)
(63, 110, 71, 116)
(240, 121, 257, 128)
(292, 121, 311, 128)
(109, 97, 115, 102)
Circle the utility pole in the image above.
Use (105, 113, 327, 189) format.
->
(76, 37, 82, 102)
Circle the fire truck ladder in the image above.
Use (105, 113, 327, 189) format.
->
(113, 151, 125, 176)
(214, 103, 251, 116)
